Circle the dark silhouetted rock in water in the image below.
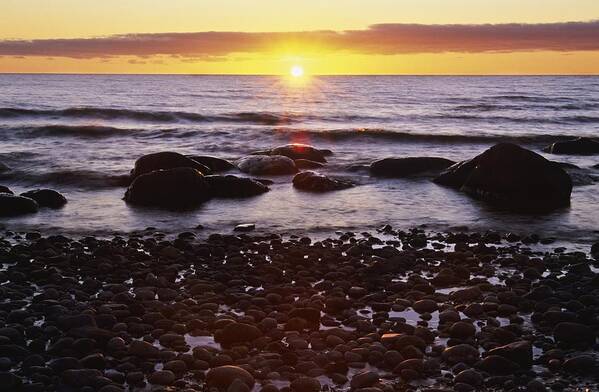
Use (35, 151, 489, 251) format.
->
(237, 155, 298, 175)
(0, 185, 12, 194)
(434, 143, 572, 211)
(292, 171, 354, 192)
(21, 189, 67, 208)
(295, 159, 325, 169)
(204, 175, 269, 198)
(131, 152, 211, 179)
(370, 157, 455, 177)
(124, 167, 210, 208)
(487, 341, 532, 369)
(553, 322, 596, 347)
(187, 155, 235, 172)
(0, 193, 39, 216)
(544, 137, 599, 155)
(255, 144, 330, 163)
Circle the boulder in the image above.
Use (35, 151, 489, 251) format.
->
(292, 171, 353, 192)
(553, 322, 595, 347)
(130, 151, 211, 179)
(477, 355, 519, 374)
(370, 157, 455, 177)
(434, 143, 572, 211)
(20, 189, 67, 208)
(124, 167, 211, 208)
(257, 144, 329, 163)
(204, 175, 269, 198)
(290, 377, 321, 392)
(187, 155, 235, 172)
(206, 365, 255, 390)
(237, 155, 298, 175)
(215, 322, 263, 345)
(0, 193, 38, 216)
(544, 137, 599, 155)
(0, 186, 12, 194)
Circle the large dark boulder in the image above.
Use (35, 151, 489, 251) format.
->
(131, 152, 211, 179)
(544, 137, 599, 155)
(0, 186, 12, 194)
(370, 157, 455, 177)
(204, 175, 269, 198)
(553, 322, 596, 347)
(21, 189, 67, 208)
(255, 144, 330, 163)
(434, 143, 572, 211)
(292, 171, 354, 192)
(124, 167, 211, 208)
(237, 155, 298, 175)
(0, 193, 38, 216)
(487, 341, 532, 369)
(187, 155, 235, 172)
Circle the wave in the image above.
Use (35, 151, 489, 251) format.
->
(0, 169, 130, 189)
(0, 107, 300, 125)
(438, 114, 599, 124)
(272, 128, 581, 144)
(452, 102, 599, 112)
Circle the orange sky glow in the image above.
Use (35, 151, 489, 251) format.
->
(1, 0, 599, 74)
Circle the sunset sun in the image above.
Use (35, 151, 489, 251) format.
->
(290, 65, 304, 78)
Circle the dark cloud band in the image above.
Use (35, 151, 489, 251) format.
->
(1, 21, 598, 58)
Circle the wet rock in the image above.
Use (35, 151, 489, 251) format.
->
(434, 143, 572, 211)
(562, 355, 597, 374)
(20, 189, 67, 208)
(292, 171, 354, 192)
(454, 369, 483, 387)
(295, 159, 325, 169)
(187, 155, 236, 172)
(124, 167, 211, 208)
(544, 137, 599, 155)
(413, 299, 438, 313)
(553, 322, 595, 347)
(237, 155, 298, 175)
(234, 224, 256, 232)
(477, 355, 519, 374)
(487, 341, 532, 368)
(350, 371, 379, 389)
(128, 340, 160, 358)
(62, 369, 102, 387)
(442, 344, 480, 364)
(0, 193, 38, 216)
(449, 322, 476, 340)
(259, 144, 329, 163)
(148, 370, 176, 385)
(290, 376, 321, 392)
(370, 157, 455, 177)
(0, 186, 12, 194)
(206, 365, 255, 390)
(205, 175, 269, 197)
(131, 151, 211, 178)
(215, 322, 263, 344)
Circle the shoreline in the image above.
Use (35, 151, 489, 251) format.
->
(1, 226, 598, 391)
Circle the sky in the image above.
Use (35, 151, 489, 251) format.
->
(1, 0, 599, 75)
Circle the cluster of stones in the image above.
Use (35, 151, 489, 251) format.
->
(0, 187, 67, 217)
(0, 227, 598, 391)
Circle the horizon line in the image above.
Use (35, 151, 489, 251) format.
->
(2, 72, 599, 77)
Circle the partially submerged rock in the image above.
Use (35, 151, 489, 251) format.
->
(204, 175, 269, 198)
(187, 155, 235, 172)
(292, 171, 353, 192)
(124, 167, 211, 208)
(0, 193, 39, 216)
(370, 157, 455, 177)
(0, 185, 12, 194)
(237, 155, 298, 175)
(131, 151, 211, 179)
(21, 189, 67, 208)
(256, 144, 330, 163)
(434, 143, 572, 211)
(544, 137, 599, 155)
(294, 159, 325, 169)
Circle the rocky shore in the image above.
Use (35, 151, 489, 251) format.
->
(1, 227, 598, 392)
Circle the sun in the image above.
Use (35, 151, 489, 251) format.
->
(290, 65, 304, 78)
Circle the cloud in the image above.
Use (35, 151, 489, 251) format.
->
(1, 21, 598, 59)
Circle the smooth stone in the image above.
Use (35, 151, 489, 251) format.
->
(454, 369, 483, 387)
(215, 322, 263, 344)
(350, 371, 379, 389)
(204, 175, 269, 197)
(187, 155, 236, 172)
(487, 341, 532, 368)
(206, 366, 255, 390)
(412, 299, 438, 313)
(370, 157, 455, 177)
(127, 340, 160, 358)
(0, 193, 38, 216)
(544, 137, 599, 155)
(124, 167, 211, 208)
(131, 151, 211, 178)
(148, 370, 176, 386)
(20, 189, 67, 208)
(257, 144, 329, 163)
(442, 344, 480, 364)
(290, 376, 321, 392)
(292, 171, 353, 192)
(553, 322, 595, 346)
(449, 321, 476, 340)
(295, 159, 325, 169)
(237, 155, 298, 175)
(476, 355, 519, 374)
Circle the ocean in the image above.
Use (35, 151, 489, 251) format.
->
(0, 74, 598, 243)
